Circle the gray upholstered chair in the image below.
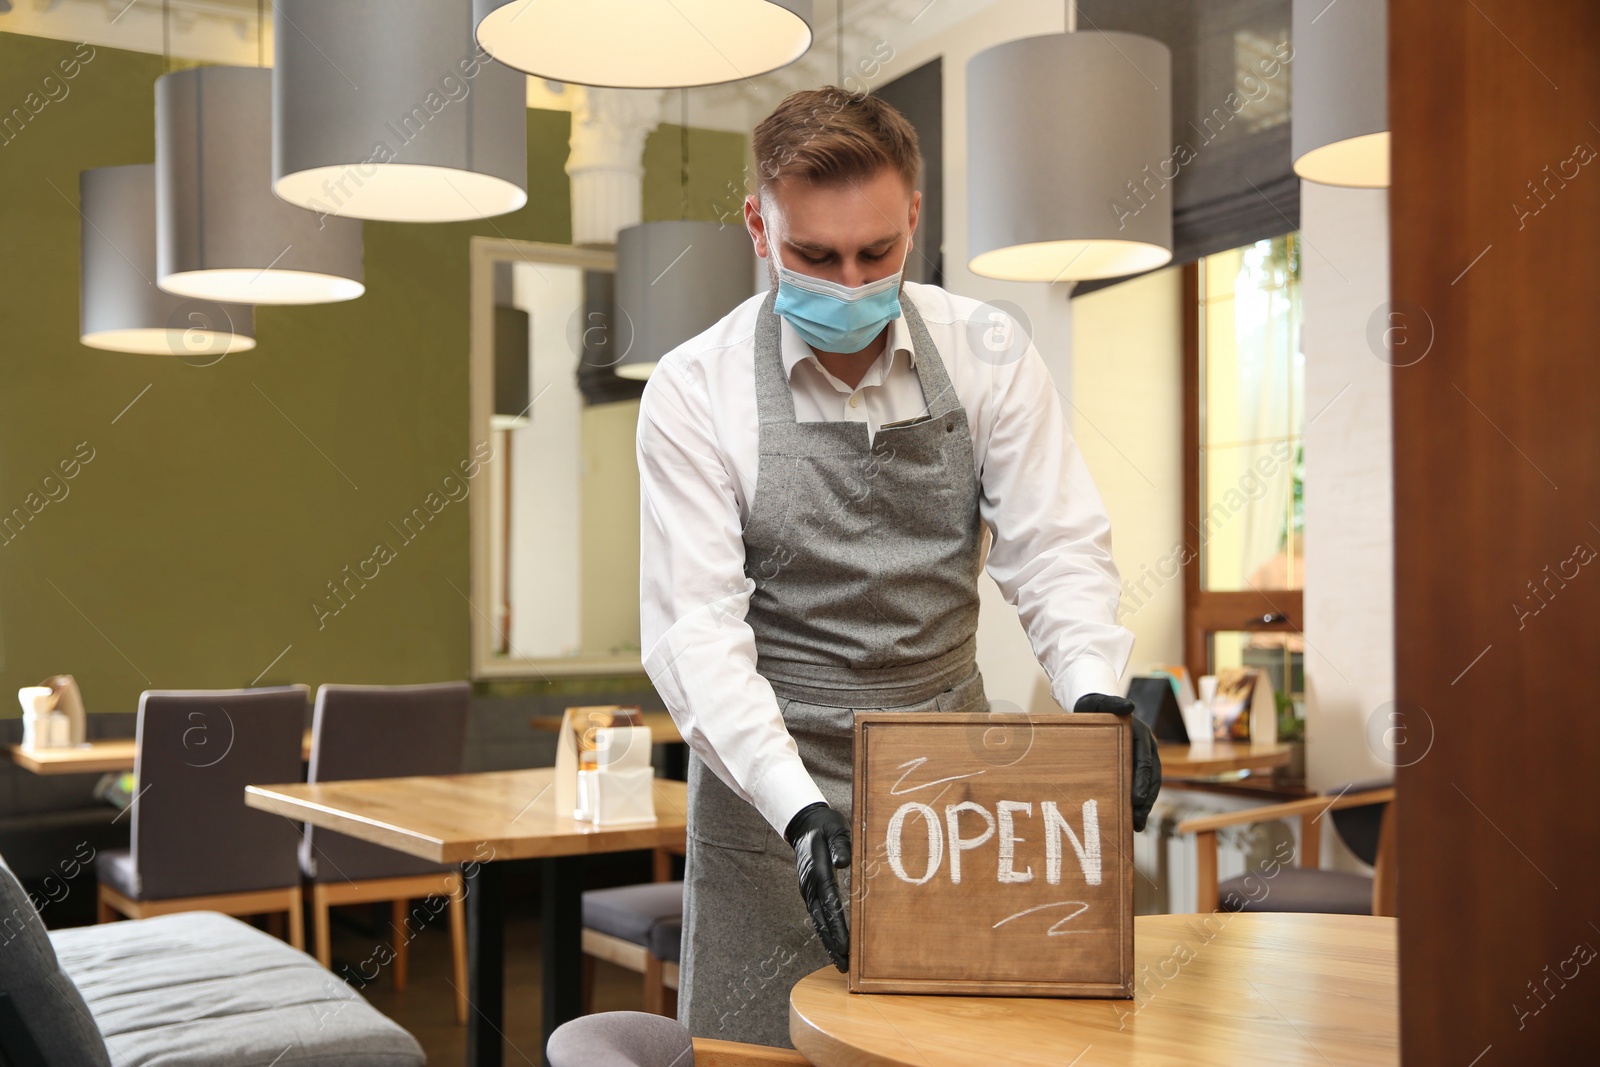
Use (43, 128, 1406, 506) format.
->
(95, 686, 310, 945)
(581, 881, 683, 1016)
(1, 850, 424, 1066)
(1178, 779, 1397, 916)
(302, 681, 470, 1023)
(547, 1011, 810, 1066)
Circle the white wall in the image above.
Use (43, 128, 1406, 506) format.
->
(1071, 267, 1187, 673)
(1299, 182, 1396, 795)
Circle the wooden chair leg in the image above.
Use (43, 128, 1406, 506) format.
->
(643, 954, 668, 1017)
(287, 885, 305, 951)
(96, 887, 117, 924)
(1195, 829, 1220, 913)
(449, 877, 469, 1025)
(312, 884, 333, 969)
(391, 898, 409, 990)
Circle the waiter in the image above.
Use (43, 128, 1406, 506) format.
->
(637, 87, 1161, 1048)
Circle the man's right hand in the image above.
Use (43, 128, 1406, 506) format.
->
(785, 802, 852, 971)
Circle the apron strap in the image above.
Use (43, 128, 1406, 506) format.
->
(752, 286, 964, 428)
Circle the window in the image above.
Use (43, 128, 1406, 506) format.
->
(1183, 235, 1305, 728)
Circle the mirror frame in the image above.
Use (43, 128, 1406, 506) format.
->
(468, 235, 643, 679)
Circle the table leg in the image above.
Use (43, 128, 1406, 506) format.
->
(465, 860, 506, 1067)
(540, 855, 583, 1066)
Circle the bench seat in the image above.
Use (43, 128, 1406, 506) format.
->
(50, 911, 424, 1067)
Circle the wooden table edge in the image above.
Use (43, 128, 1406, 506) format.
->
(790, 913, 1398, 1067)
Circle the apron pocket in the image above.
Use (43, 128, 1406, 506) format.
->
(687, 757, 772, 854)
(688, 804, 772, 853)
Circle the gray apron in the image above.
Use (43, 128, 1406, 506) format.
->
(678, 290, 990, 1047)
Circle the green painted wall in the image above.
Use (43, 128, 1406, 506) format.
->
(0, 33, 745, 714)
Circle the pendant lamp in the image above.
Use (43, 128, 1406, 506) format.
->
(81, 164, 255, 356)
(966, 16, 1173, 282)
(473, 0, 813, 88)
(273, 0, 528, 223)
(1291, 0, 1389, 187)
(615, 221, 753, 379)
(614, 93, 753, 380)
(156, 66, 364, 304)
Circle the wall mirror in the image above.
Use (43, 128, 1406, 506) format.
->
(469, 237, 647, 678)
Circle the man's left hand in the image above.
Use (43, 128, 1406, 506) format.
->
(1074, 693, 1162, 832)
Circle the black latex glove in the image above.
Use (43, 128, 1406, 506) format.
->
(1075, 693, 1162, 833)
(784, 801, 852, 971)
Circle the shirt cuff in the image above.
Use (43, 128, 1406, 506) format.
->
(1056, 655, 1125, 713)
(750, 757, 828, 839)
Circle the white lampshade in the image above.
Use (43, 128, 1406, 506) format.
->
(1292, 0, 1389, 187)
(615, 221, 753, 380)
(81, 164, 255, 356)
(156, 66, 364, 305)
(473, 0, 812, 88)
(274, 0, 528, 222)
(966, 31, 1173, 282)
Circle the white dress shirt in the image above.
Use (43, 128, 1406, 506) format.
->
(637, 281, 1135, 836)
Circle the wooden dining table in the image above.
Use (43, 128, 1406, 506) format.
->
(6, 729, 313, 775)
(244, 767, 687, 1067)
(1158, 739, 1293, 779)
(790, 912, 1398, 1066)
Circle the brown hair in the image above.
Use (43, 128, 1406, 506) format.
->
(752, 86, 920, 194)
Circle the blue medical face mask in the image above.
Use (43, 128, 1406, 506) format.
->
(770, 239, 909, 354)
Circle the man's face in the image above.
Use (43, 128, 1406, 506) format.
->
(745, 166, 921, 290)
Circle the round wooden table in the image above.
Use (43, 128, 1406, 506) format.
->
(789, 913, 1397, 1067)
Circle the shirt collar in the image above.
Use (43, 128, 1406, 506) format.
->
(779, 307, 918, 382)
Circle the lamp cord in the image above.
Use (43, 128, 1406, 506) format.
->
(679, 89, 689, 221)
(162, 0, 170, 72)
(836, 0, 844, 86)
(258, 0, 265, 67)
(1065, 0, 1077, 33)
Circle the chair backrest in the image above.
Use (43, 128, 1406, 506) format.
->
(307, 682, 471, 783)
(0, 852, 112, 1066)
(302, 682, 470, 878)
(1326, 777, 1394, 866)
(131, 686, 308, 900)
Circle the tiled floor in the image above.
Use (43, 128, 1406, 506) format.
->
(329, 902, 658, 1067)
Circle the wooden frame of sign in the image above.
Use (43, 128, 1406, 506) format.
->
(849, 711, 1134, 997)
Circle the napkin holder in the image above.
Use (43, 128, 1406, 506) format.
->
(555, 705, 651, 822)
(574, 725, 657, 826)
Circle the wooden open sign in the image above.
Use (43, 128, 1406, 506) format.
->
(849, 711, 1133, 997)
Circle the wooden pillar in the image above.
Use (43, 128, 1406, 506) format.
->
(1390, 0, 1600, 1060)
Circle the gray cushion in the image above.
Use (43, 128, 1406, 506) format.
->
(51, 911, 425, 1067)
(1219, 867, 1374, 915)
(582, 882, 683, 946)
(547, 1011, 694, 1067)
(94, 848, 138, 899)
(647, 917, 681, 965)
(0, 852, 113, 1066)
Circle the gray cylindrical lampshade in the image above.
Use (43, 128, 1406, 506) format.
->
(81, 165, 255, 356)
(275, 0, 527, 222)
(1292, 0, 1388, 187)
(615, 221, 753, 380)
(967, 32, 1173, 282)
(474, 0, 812, 88)
(157, 66, 364, 305)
